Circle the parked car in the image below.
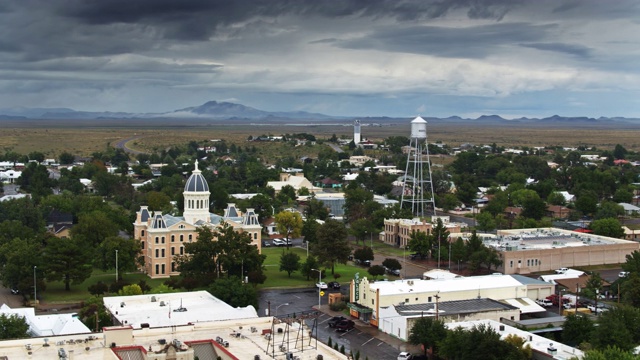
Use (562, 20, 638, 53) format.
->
(587, 304, 607, 314)
(334, 319, 355, 332)
(316, 282, 328, 289)
(619, 271, 629, 278)
(327, 316, 346, 328)
(362, 260, 371, 267)
(387, 268, 401, 276)
(397, 352, 413, 360)
(327, 281, 341, 289)
(536, 299, 553, 307)
(262, 240, 271, 247)
(10, 288, 19, 295)
(555, 267, 569, 274)
(272, 238, 285, 246)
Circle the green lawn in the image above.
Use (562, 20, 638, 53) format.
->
(260, 246, 374, 289)
(39, 245, 390, 303)
(41, 270, 166, 303)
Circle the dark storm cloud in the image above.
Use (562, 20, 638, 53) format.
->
(55, 0, 518, 40)
(338, 23, 551, 59)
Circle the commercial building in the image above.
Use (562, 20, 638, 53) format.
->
(378, 298, 520, 341)
(103, 291, 258, 329)
(134, 161, 262, 279)
(488, 228, 640, 275)
(349, 273, 553, 328)
(382, 216, 463, 247)
(0, 316, 346, 360)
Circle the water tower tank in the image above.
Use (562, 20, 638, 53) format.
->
(410, 116, 427, 139)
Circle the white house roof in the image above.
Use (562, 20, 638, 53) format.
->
(0, 304, 90, 337)
(103, 291, 257, 329)
(422, 269, 463, 280)
(538, 269, 585, 284)
(368, 274, 523, 296)
(619, 202, 640, 211)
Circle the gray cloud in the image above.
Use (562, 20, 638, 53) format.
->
(338, 23, 550, 59)
(519, 42, 592, 59)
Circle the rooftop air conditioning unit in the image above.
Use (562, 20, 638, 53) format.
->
(151, 296, 157, 302)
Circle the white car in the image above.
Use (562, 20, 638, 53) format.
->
(536, 299, 553, 307)
(272, 238, 285, 246)
(619, 271, 629, 278)
(555, 268, 569, 274)
(397, 352, 412, 360)
(316, 282, 328, 289)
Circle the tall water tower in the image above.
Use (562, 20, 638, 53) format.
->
(353, 119, 361, 144)
(401, 116, 437, 217)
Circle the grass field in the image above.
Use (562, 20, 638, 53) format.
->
(3, 118, 640, 157)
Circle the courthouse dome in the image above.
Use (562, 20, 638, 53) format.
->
(184, 160, 209, 192)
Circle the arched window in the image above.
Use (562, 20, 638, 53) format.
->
(171, 235, 175, 242)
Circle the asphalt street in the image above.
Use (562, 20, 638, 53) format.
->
(259, 288, 418, 359)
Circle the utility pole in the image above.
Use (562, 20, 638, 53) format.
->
(33, 265, 37, 308)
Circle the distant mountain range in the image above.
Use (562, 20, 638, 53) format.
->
(0, 101, 639, 125)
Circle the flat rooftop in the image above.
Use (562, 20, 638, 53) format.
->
(103, 291, 258, 329)
(488, 228, 634, 251)
(0, 316, 347, 360)
(368, 274, 524, 295)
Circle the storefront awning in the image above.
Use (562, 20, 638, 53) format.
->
(347, 303, 373, 313)
(501, 298, 545, 314)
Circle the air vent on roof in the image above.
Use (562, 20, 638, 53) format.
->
(151, 296, 157, 302)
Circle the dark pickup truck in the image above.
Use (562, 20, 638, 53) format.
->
(327, 316, 346, 328)
(334, 320, 355, 332)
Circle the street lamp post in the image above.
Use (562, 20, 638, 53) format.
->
(276, 303, 290, 316)
(595, 289, 599, 315)
(33, 265, 37, 307)
(115, 250, 118, 281)
(312, 268, 321, 310)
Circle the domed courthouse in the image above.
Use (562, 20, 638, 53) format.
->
(134, 161, 262, 278)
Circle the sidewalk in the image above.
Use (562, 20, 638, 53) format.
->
(315, 304, 423, 355)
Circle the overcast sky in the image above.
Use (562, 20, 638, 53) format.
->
(1, 0, 639, 118)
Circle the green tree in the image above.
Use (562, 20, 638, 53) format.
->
(591, 307, 638, 352)
(208, 277, 258, 309)
(301, 255, 320, 281)
(353, 247, 374, 263)
(382, 258, 402, 271)
(312, 219, 351, 274)
(621, 273, 640, 307)
(0, 314, 30, 340)
(547, 192, 567, 206)
(590, 218, 624, 238)
(408, 317, 448, 358)
(176, 227, 219, 286)
(71, 210, 118, 247)
(581, 346, 637, 360)
(613, 144, 628, 160)
(575, 191, 599, 216)
(59, 151, 75, 165)
(440, 323, 527, 360)
(95, 236, 141, 276)
(118, 284, 143, 296)
(301, 217, 320, 244)
(367, 265, 385, 279)
(439, 193, 460, 212)
(275, 211, 303, 248)
(350, 218, 374, 246)
(475, 211, 496, 231)
(595, 201, 625, 220)
(408, 230, 432, 259)
(0, 237, 44, 296)
(562, 313, 595, 347)
(279, 251, 301, 278)
(79, 295, 113, 331)
(43, 236, 93, 291)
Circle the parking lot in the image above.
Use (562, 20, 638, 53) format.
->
(259, 288, 420, 359)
